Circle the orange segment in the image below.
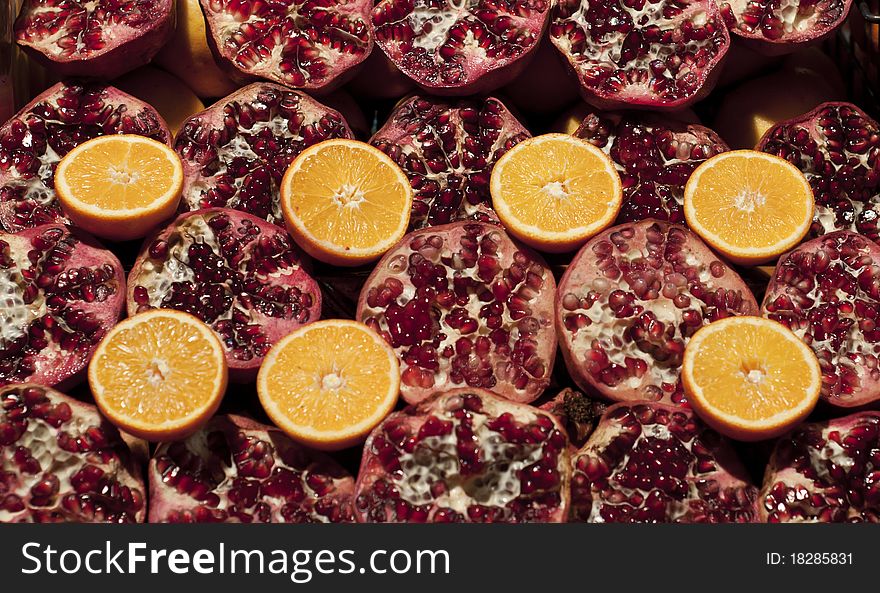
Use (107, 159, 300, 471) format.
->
(257, 319, 399, 450)
(490, 133, 622, 253)
(88, 310, 227, 442)
(682, 316, 821, 441)
(280, 139, 413, 266)
(684, 150, 814, 265)
(54, 134, 183, 241)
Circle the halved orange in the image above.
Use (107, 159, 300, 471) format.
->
(490, 133, 622, 253)
(88, 310, 227, 442)
(257, 319, 400, 451)
(280, 139, 413, 266)
(55, 134, 183, 241)
(683, 150, 814, 265)
(682, 316, 821, 441)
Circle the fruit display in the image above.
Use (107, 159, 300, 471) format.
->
(2, 0, 880, 525)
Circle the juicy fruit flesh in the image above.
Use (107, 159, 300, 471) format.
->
(372, 0, 549, 89)
(575, 112, 728, 223)
(571, 403, 757, 522)
(685, 317, 820, 423)
(360, 222, 555, 402)
(758, 103, 880, 242)
(724, 0, 848, 42)
(761, 412, 880, 522)
(201, 0, 372, 89)
(0, 226, 122, 387)
(558, 221, 756, 401)
(763, 232, 880, 405)
(371, 96, 530, 229)
(175, 84, 352, 225)
(355, 390, 569, 522)
(0, 384, 145, 523)
(151, 417, 355, 523)
(0, 82, 169, 232)
(550, 0, 729, 106)
(57, 136, 180, 211)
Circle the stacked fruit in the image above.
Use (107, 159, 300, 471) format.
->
(1, 0, 879, 524)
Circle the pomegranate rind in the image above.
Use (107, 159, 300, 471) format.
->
(549, 0, 731, 110)
(571, 401, 758, 523)
(761, 231, 880, 407)
(199, 0, 374, 93)
(148, 414, 356, 523)
(0, 224, 126, 389)
(556, 219, 759, 403)
(14, 0, 175, 80)
(758, 411, 880, 522)
(354, 387, 571, 523)
(357, 220, 557, 405)
(126, 208, 323, 382)
(370, 0, 552, 95)
(756, 102, 880, 242)
(174, 83, 353, 226)
(0, 81, 172, 233)
(0, 383, 146, 523)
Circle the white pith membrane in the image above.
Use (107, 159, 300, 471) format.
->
(551, 0, 727, 103)
(0, 385, 144, 523)
(761, 413, 880, 521)
(150, 417, 354, 522)
(726, 0, 834, 38)
(763, 233, 880, 402)
(205, 0, 371, 87)
(0, 236, 42, 346)
(574, 404, 756, 522)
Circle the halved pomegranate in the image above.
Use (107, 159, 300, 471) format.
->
(574, 111, 729, 224)
(370, 95, 530, 230)
(762, 231, 880, 407)
(354, 387, 570, 522)
(0, 224, 125, 389)
(571, 402, 758, 522)
(127, 208, 322, 382)
(0, 80, 171, 233)
(757, 102, 880, 242)
(149, 415, 354, 523)
(371, 0, 551, 95)
(175, 83, 353, 226)
(758, 411, 880, 522)
(549, 0, 731, 110)
(1, 383, 145, 523)
(556, 219, 758, 404)
(199, 0, 373, 93)
(721, 1, 852, 55)
(14, 0, 174, 79)
(357, 220, 556, 405)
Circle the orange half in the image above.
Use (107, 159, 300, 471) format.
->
(682, 316, 821, 441)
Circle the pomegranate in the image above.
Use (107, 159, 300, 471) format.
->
(0, 224, 125, 389)
(354, 387, 570, 523)
(574, 111, 729, 224)
(357, 220, 556, 405)
(571, 402, 758, 522)
(127, 208, 322, 382)
(762, 231, 880, 408)
(549, 0, 731, 110)
(0, 383, 145, 523)
(370, 95, 530, 230)
(175, 83, 353, 225)
(556, 219, 758, 404)
(371, 0, 551, 95)
(539, 387, 608, 449)
(721, 1, 852, 55)
(199, 0, 373, 93)
(14, 0, 174, 80)
(758, 411, 880, 522)
(0, 80, 171, 233)
(149, 415, 354, 523)
(757, 102, 880, 242)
